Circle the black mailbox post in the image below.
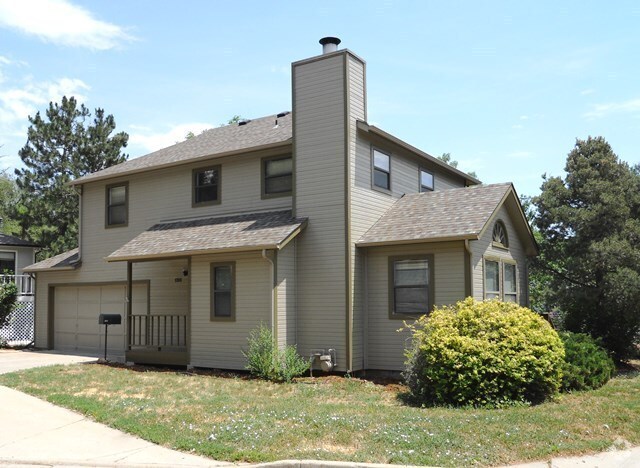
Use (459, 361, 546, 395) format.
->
(98, 314, 122, 361)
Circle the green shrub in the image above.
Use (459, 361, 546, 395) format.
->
(0, 282, 17, 329)
(559, 332, 615, 391)
(404, 298, 565, 407)
(243, 324, 310, 382)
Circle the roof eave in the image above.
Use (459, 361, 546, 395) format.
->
(105, 244, 283, 263)
(23, 265, 77, 273)
(356, 234, 478, 248)
(356, 120, 482, 186)
(70, 140, 293, 187)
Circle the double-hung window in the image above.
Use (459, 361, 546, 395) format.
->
(211, 262, 235, 320)
(262, 156, 292, 198)
(484, 258, 518, 303)
(390, 256, 433, 317)
(106, 183, 128, 227)
(484, 259, 500, 299)
(373, 149, 391, 191)
(193, 166, 221, 206)
(420, 169, 434, 192)
(503, 263, 517, 303)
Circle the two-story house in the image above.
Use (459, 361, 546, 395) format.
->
(25, 38, 537, 372)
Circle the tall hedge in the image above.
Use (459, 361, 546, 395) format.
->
(404, 298, 565, 407)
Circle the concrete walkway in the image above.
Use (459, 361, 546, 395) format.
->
(0, 349, 638, 467)
(0, 348, 97, 374)
(0, 385, 230, 467)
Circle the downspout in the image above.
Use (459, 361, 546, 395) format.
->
(464, 240, 473, 298)
(262, 249, 276, 342)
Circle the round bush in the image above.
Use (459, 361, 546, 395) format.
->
(559, 331, 615, 392)
(404, 298, 565, 407)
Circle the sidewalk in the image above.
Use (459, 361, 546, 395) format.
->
(0, 385, 230, 467)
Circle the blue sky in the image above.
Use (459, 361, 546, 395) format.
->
(0, 0, 638, 197)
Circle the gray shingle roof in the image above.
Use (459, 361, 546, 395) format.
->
(0, 233, 39, 248)
(107, 210, 307, 262)
(357, 183, 513, 246)
(23, 248, 79, 272)
(73, 113, 293, 185)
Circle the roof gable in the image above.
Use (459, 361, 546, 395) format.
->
(357, 183, 538, 255)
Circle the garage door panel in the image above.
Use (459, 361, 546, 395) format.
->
(54, 283, 148, 355)
(100, 285, 126, 303)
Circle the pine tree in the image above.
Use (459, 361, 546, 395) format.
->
(533, 137, 640, 360)
(14, 96, 128, 259)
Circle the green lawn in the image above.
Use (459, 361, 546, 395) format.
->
(1, 363, 638, 466)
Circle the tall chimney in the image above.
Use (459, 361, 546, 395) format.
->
(319, 36, 341, 54)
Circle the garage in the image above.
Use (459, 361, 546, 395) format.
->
(52, 283, 148, 355)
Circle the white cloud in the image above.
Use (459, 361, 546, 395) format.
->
(583, 98, 640, 119)
(580, 88, 595, 96)
(0, 77, 89, 126)
(129, 123, 213, 154)
(512, 124, 524, 130)
(0, 0, 135, 50)
(519, 115, 529, 120)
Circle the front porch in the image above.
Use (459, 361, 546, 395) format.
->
(126, 312, 188, 365)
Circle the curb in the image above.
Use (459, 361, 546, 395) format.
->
(250, 461, 428, 468)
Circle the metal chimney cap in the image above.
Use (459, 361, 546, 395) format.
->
(319, 37, 341, 46)
(319, 37, 341, 54)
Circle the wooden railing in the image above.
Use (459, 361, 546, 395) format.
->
(0, 275, 35, 296)
(128, 314, 187, 350)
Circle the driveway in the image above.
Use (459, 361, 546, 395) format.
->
(0, 348, 98, 374)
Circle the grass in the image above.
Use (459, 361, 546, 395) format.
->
(1, 364, 639, 466)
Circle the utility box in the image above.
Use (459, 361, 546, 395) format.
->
(98, 314, 121, 325)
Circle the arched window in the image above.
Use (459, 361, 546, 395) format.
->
(492, 221, 508, 248)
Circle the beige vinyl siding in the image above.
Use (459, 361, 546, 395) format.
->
(346, 55, 366, 371)
(293, 52, 348, 370)
(365, 242, 466, 371)
(33, 148, 288, 348)
(190, 252, 270, 369)
(470, 204, 528, 305)
(11, 246, 36, 275)
(276, 240, 296, 349)
(33, 258, 188, 349)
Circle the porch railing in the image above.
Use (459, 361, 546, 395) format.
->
(0, 275, 35, 296)
(128, 314, 187, 350)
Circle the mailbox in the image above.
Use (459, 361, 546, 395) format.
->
(99, 314, 122, 325)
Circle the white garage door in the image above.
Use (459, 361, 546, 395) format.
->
(53, 283, 148, 355)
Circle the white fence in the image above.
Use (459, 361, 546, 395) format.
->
(0, 274, 35, 296)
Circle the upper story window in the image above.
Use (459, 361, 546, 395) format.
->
(262, 156, 292, 198)
(389, 256, 433, 317)
(0, 251, 16, 274)
(420, 168, 434, 192)
(211, 262, 235, 321)
(106, 183, 128, 228)
(492, 221, 509, 248)
(372, 148, 391, 191)
(193, 165, 221, 206)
